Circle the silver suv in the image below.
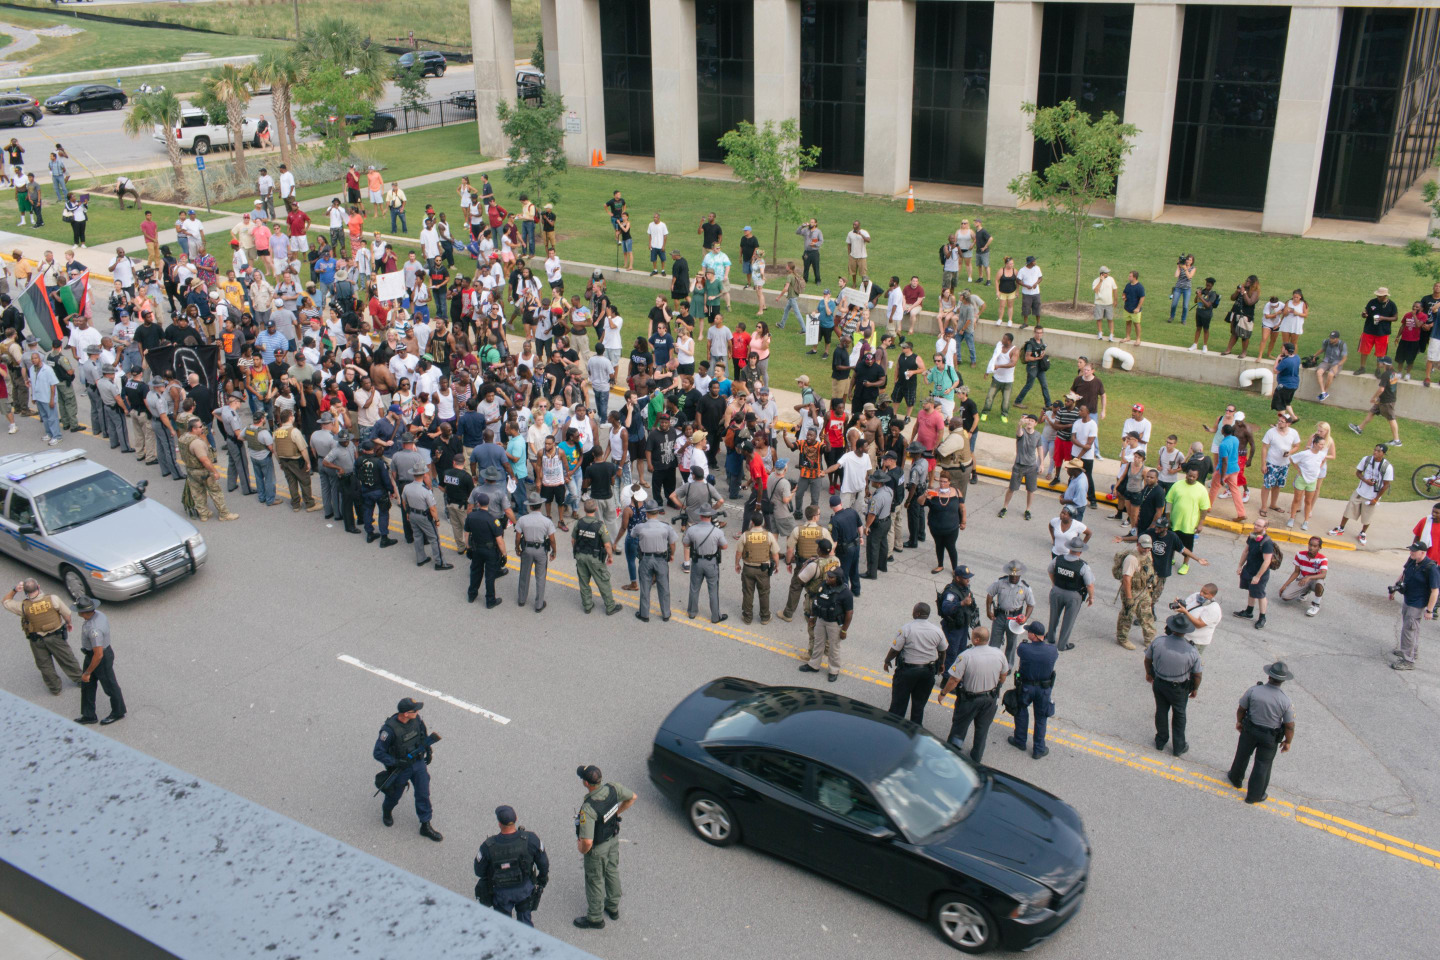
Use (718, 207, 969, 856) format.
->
(0, 450, 207, 601)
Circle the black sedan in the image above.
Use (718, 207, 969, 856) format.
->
(648, 679, 1090, 953)
(44, 84, 126, 115)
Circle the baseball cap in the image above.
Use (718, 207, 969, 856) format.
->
(1138, 534, 1153, 547)
(577, 765, 603, 784)
(495, 805, 517, 824)
(1132, 403, 1144, 413)
(397, 697, 424, 713)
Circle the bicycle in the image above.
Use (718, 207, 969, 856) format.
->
(1411, 463, 1440, 500)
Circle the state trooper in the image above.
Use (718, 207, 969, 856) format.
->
(3, 578, 82, 696)
(357, 438, 399, 546)
(986, 560, 1035, 666)
(634, 501, 679, 622)
(372, 697, 443, 841)
(1046, 537, 1094, 651)
(883, 602, 948, 723)
(401, 463, 452, 569)
(514, 491, 558, 612)
(937, 564, 981, 674)
(464, 493, 508, 608)
(572, 499, 620, 615)
(736, 511, 779, 623)
(778, 505, 826, 623)
(1228, 661, 1296, 804)
(862, 468, 894, 579)
(309, 411, 341, 520)
(678, 503, 725, 622)
(181, 417, 238, 521)
(96, 363, 131, 452)
(572, 764, 637, 931)
(1146, 613, 1203, 757)
(475, 805, 549, 927)
(936, 626, 1008, 762)
(77, 344, 105, 437)
(474, 465, 514, 528)
(389, 433, 430, 542)
(1007, 621, 1058, 759)
(216, 391, 254, 496)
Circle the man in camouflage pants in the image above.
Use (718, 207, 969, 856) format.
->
(1116, 535, 1159, 649)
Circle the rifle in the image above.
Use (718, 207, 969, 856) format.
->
(372, 732, 441, 796)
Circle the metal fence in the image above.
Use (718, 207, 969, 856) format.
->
(357, 92, 479, 139)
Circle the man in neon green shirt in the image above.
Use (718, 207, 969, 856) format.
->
(1165, 463, 1212, 575)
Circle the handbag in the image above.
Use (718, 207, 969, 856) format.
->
(1000, 686, 1021, 717)
(1232, 312, 1254, 337)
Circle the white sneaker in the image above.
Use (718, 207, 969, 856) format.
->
(1242, 491, 1250, 503)
(1301, 521, 1309, 531)
(1218, 490, 1231, 499)
(1306, 603, 1320, 617)
(1202, 346, 1209, 353)
(1188, 344, 1197, 351)
(1109, 336, 1118, 342)
(1285, 517, 1295, 528)
(5, 423, 13, 434)
(46, 437, 59, 446)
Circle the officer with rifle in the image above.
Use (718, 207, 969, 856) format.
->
(474, 805, 549, 927)
(372, 697, 443, 842)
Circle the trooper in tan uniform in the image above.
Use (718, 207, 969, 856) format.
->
(181, 417, 239, 521)
(3, 579, 83, 695)
(778, 505, 827, 623)
(272, 408, 321, 511)
(735, 512, 780, 624)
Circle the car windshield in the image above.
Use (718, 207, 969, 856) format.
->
(871, 735, 981, 839)
(35, 471, 139, 533)
(57, 85, 86, 98)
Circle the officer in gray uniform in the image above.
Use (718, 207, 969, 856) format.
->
(986, 560, 1035, 667)
(883, 602, 948, 723)
(390, 434, 431, 544)
(1046, 537, 1094, 651)
(323, 429, 360, 532)
(862, 469, 894, 579)
(473, 465, 513, 523)
(217, 391, 254, 496)
(96, 364, 131, 452)
(1228, 661, 1296, 804)
(78, 344, 105, 439)
(635, 501, 679, 622)
(682, 504, 728, 623)
(400, 463, 452, 569)
(145, 377, 181, 481)
(513, 492, 558, 612)
(1145, 613, 1203, 756)
(310, 412, 341, 519)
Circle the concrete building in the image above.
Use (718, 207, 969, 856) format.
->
(472, 0, 1440, 235)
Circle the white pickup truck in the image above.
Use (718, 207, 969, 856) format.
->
(154, 108, 263, 155)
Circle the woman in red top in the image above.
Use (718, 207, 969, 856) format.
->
(1396, 302, 1427, 380)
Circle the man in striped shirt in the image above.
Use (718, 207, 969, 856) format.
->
(1278, 536, 1327, 618)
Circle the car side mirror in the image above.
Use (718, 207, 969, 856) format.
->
(864, 824, 896, 842)
(17, 523, 37, 535)
(133, 480, 148, 500)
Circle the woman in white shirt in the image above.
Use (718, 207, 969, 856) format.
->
(1278, 288, 1307, 349)
(751, 249, 767, 314)
(676, 328, 696, 376)
(393, 378, 416, 420)
(1259, 295, 1285, 361)
(435, 377, 456, 423)
(1285, 433, 1329, 530)
(526, 400, 552, 468)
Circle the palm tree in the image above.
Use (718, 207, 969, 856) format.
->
(254, 49, 299, 168)
(202, 63, 254, 182)
(294, 16, 386, 144)
(122, 90, 186, 201)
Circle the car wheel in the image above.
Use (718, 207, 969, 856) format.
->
(193, 137, 210, 155)
(934, 895, 998, 954)
(20, 113, 35, 127)
(383, 118, 397, 132)
(61, 566, 93, 603)
(110, 98, 124, 110)
(686, 791, 739, 847)
(436, 65, 445, 77)
(68, 103, 80, 115)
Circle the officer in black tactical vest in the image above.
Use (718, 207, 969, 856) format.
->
(475, 804, 550, 927)
(573, 764, 637, 930)
(572, 499, 620, 615)
(937, 565, 981, 674)
(357, 438, 399, 547)
(372, 697, 443, 842)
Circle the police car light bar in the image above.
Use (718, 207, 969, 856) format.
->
(6, 451, 87, 483)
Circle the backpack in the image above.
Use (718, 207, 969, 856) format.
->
(1111, 551, 1129, 581)
(938, 244, 948, 267)
(1268, 540, 1284, 571)
(806, 557, 839, 596)
(357, 454, 381, 490)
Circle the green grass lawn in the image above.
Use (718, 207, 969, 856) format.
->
(3, 194, 217, 248)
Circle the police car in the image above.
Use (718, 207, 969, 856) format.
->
(0, 450, 207, 601)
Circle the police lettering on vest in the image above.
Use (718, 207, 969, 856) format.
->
(21, 595, 64, 637)
(357, 453, 384, 491)
(742, 529, 771, 565)
(795, 524, 823, 559)
(1053, 555, 1086, 591)
(581, 785, 623, 843)
(573, 517, 605, 557)
(813, 581, 845, 619)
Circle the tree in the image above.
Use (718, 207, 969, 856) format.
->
(201, 63, 254, 181)
(1008, 100, 1138, 306)
(293, 62, 375, 161)
(717, 119, 821, 256)
(254, 49, 300, 168)
(530, 30, 544, 73)
(1406, 146, 1440, 281)
(495, 89, 567, 207)
(393, 59, 430, 124)
(122, 90, 186, 200)
(292, 16, 386, 157)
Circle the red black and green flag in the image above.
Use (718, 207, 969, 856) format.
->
(16, 271, 88, 349)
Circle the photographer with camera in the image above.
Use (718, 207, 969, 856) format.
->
(3, 579, 82, 696)
(1389, 540, 1439, 671)
(1172, 582, 1222, 648)
(474, 805, 549, 927)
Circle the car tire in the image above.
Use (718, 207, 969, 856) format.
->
(20, 113, 35, 127)
(436, 66, 445, 77)
(933, 894, 999, 954)
(383, 118, 397, 132)
(61, 565, 93, 603)
(686, 791, 739, 847)
(193, 137, 210, 155)
(68, 103, 80, 115)
(111, 98, 124, 110)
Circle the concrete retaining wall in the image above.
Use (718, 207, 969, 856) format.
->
(7, 56, 259, 89)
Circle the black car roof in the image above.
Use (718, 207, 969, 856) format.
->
(702, 683, 918, 783)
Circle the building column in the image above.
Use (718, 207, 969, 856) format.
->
(555, 0, 607, 165)
(1262, 6, 1344, 235)
(469, 0, 516, 157)
(862, 0, 915, 195)
(651, 0, 700, 173)
(540, 0, 558, 73)
(1114, 3, 1184, 221)
(753, 0, 801, 130)
(981, 1, 1043, 207)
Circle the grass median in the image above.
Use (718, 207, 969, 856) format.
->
(6, 197, 219, 249)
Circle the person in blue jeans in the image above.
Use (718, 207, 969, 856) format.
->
(619, 487, 648, 588)
(28, 350, 62, 444)
(245, 410, 277, 504)
(1169, 255, 1195, 325)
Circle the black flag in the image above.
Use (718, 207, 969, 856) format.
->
(146, 343, 220, 395)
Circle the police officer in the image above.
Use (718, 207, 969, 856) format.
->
(123, 366, 153, 464)
(514, 491, 557, 611)
(828, 494, 864, 595)
(440, 453, 476, 550)
(778, 505, 825, 622)
(937, 565, 980, 674)
(96, 362, 131, 451)
(78, 344, 105, 438)
(372, 697, 443, 841)
(217, 391, 254, 496)
(1007, 622, 1058, 758)
(3, 578, 82, 695)
(573, 499, 620, 615)
(272, 408, 321, 510)
(862, 469, 893, 579)
(309, 412, 341, 520)
(1046, 537, 1094, 651)
(390, 433, 429, 542)
(635, 501, 679, 622)
(46, 341, 80, 433)
(147, 377, 182, 480)
(74, 596, 125, 725)
(937, 627, 1007, 761)
(1145, 613, 1203, 756)
(401, 463, 452, 570)
(883, 602, 947, 723)
(357, 438, 400, 546)
(323, 429, 361, 532)
(573, 764, 637, 930)
(986, 560, 1035, 666)
(475, 805, 549, 927)
(736, 511, 779, 624)
(182, 417, 239, 521)
(473, 465, 514, 531)
(801, 566, 853, 682)
(464, 493, 507, 607)
(682, 504, 728, 622)
(1228, 661, 1296, 804)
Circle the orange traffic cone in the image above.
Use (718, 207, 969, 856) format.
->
(596, 150, 605, 167)
(590, 149, 599, 167)
(905, 184, 915, 213)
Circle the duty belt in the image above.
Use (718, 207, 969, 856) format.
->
(957, 688, 996, 699)
(695, 553, 719, 561)
(1156, 676, 1190, 685)
(642, 550, 669, 558)
(523, 540, 546, 549)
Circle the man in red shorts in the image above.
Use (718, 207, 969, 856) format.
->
(1357, 286, 1396, 375)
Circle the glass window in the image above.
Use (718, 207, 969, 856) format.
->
(599, 0, 654, 157)
(1033, 3, 1133, 172)
(800, 0, 868, 175)
(814, 766, 889, 828)
(910, 1, 992, 186)
(697, 0, 754, 163)
(35, 472, 138, 534)
(738, 750, 807, 796)
(7, 493, 34, 527)
(871, 734, 981, 838)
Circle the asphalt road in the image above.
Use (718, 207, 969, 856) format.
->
(2, 415, 1437, 960)
(15, 71, 481, 176)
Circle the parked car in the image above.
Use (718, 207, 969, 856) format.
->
(0, 94, 42, 128)
(516, 66, 545, 102)
(154, 108, 262, 155)
(649, 678, 1091, 954)
(398, 50, 448, 78)
(345, 112, 398, 134)
(44, 84, 126, 115)
(0, 450, 207, 601)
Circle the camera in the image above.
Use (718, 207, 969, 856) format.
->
(1387, 584, 1400, 599)
(1177, 254, 1189, 264)
(135, 264, 156, 284)
(1169, 601, 1183, 610)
